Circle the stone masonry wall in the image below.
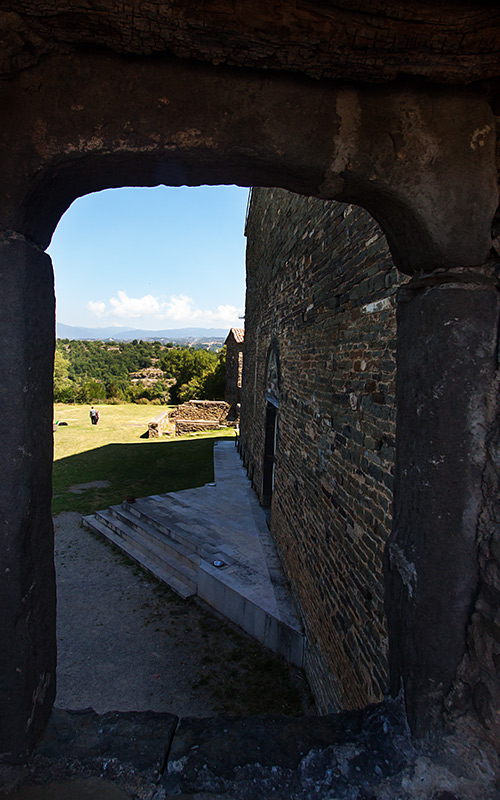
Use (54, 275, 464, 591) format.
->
(175, 420, 221, 434)
(240, 188, 406, 713)
(169, 400, 230, 422)
(225, 334, 244, 410)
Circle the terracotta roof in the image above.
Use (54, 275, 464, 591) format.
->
(227, 327, 244, 344)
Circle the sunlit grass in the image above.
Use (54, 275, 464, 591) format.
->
(53, 403, 235, 514)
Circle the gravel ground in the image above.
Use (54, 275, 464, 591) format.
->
(54, 512, 312, 717)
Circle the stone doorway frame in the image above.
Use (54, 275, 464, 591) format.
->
(0, 51, 498, 759)
(262, 400, 278, 508)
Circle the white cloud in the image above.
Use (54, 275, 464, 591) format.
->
(210, 304, 240, 321)
(164, 299, 242, 328)
(190, 303, 242, 326)
(160, 294, 194, 321)
(86, 290, 243, 329)
(109, 290, 162, 318)
(87, 300, 106, 317)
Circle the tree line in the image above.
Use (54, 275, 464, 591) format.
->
(54, 339, 225, 405)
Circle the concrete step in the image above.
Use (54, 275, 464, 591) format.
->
(124, 499, 220, 556)
(123, 508, 220, 563)
(150, 489, 224, 518)
(80, 440, 306, 667)
(196, 559, 305, 666)
(106, 504, 200, 572)
(82, 514, 196, 599)
(83, 510, 304, 665)
(144, 491, 255, 541)
(94, 508, 198, 590)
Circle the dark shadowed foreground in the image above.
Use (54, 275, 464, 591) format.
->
(54, 511, 312, 718)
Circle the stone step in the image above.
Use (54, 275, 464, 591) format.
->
(144, 491, 255, 539)
(106, 504, 200, 571)
(151, 489, 224, 517)
(94, 509, 198, 590)
(124, 499, 220, 556)
(123, 501, 217, 558)
(83, 510, 304, 665)
(160, 701, 409, 798)
(141, 490, 218, 520)
(31, 702, 413, 800)
(80, 440, 306, 667)
(82, 514, 196, 599)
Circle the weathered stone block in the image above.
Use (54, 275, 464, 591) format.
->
(147, 410, 169, 438)
(387, 277, 500, 734)
(0, 235, 56, 762)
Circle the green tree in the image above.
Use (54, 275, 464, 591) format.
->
(162, 347, 218, 403)
(76, 379, 106, 404)
(201, 346, 226, 400)
(54, 346, 74, 401)
(53, 338, 178, 404)
(177, 375, 205, 403)
(106, 380, 123, 400)
(54, 347, 70, 380)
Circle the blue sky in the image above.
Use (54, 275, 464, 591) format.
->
(47, 185, 249, 330)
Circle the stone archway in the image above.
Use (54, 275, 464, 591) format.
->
(0, 48, 498, 759)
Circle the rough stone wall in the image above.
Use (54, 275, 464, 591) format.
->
(175, 420, 221, 434)
(225, 334, 244, 410)
(170, 400, 230, 422)
(444, 341, 500, 746)
(3, 3, 500, 84)
(240, 187, 406, 713)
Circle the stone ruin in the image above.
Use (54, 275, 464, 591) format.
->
(169, 400, 233, 435)
(146, 411, 170, 438)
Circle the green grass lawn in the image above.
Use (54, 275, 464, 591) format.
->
(53, 403, 235, 515)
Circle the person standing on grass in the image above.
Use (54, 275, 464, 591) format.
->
(90, 406, 98, 425)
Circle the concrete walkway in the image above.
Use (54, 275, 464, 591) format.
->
(83, 439, 305, 666)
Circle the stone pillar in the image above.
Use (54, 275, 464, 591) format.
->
(0, 234, 56, 761)
(385, 265, 500, 736)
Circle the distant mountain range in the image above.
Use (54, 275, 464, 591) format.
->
(57, 323, 230, 341)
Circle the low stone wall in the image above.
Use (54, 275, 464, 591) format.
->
(170, 400, 230, 422)
(175, 419, 221, 434)
(147, 411, 170, 438)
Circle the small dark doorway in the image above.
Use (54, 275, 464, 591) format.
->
(262, 400, 278, 507)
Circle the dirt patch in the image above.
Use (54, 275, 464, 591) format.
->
(54, 512, 314, 717)
(67, 481, 110, 494)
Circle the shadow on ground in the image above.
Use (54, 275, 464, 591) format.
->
(52, 438, 216, 515)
